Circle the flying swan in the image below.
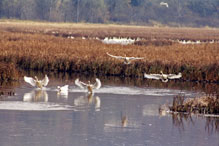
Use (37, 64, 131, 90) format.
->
(106, 52, 144, 64)
(144, 71, 182, 82)
(160, 2, 169, 8)
(75, 78, 101, 93)
(24, 75, 49, 89)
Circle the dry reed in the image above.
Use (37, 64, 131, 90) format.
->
(0, 21, 218, 82)
(170, 95, 219, 114)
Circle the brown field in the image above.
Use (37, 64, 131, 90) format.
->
(0, 20, 219, 82)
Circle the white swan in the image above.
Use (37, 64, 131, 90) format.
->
(75, 78, 101, 93)
(57, 85, 69, 97)
(57, 85, 68, 92)
(144, 71, 182, 82)
(24, 75, 49, 89)
(160, 2, 169, 7)
(107, 52, 144, 64)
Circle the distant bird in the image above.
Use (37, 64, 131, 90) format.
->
(144, 71, 182, 82)
(57, 85, 69, 97)
(121, 113, 128, 127)
(24, 75, 49, 89)
(160, 2, 169, 8)
(106, 52, 144, 64)
(75, 78, 101, 93)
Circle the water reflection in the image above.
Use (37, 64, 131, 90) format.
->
(23, 89, 48, 102)
(74, 93, 101, 111)
(171, 113, 219, 134)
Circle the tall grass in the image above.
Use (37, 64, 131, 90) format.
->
(0, 21, 218, 82)
(170, 95, 219, 115)
(0, 62, 19, 82)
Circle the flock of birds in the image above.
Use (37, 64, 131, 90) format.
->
(24, 52, 182, 93)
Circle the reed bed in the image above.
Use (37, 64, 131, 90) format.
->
(0, 21, 218, 82)
(170, 95, 219, 115)
(1, 20, 219, 41)
(0, 62, 19, 82)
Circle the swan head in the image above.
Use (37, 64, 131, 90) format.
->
(34, 76, 38, 81)
(57, 86, 60, 89)
(160, 71, 163, 74)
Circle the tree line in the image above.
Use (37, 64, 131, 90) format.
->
(0, 0, 218, 27)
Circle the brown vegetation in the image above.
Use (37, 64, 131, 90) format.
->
(0, 21, 218, 82)
(170, 95, 219, 115)
(0, 62, 19, 82)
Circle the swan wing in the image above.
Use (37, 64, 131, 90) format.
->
(75, 78, 86, 89)
(41, 75, 49, 86)
(60, 85, 69, 91)
(128, 57, 144, 60)
(24, 76, 36, 87)
(93, 78, 101, 89)
(106, 52, 124, 59)
(168, 73, 182, 79)
(144, 73, 162, 80)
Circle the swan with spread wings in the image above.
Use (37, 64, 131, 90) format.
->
(106, 52, 144, 64)
(24, 75, 49, 89)
(75, 78, 101, 93)
(144, 71, 182, 82)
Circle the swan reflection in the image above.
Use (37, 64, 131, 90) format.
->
(74, 93, 101, 110)
(23, 89, 48, 102)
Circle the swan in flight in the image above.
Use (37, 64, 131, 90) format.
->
(24, 75, 49, 89)
(160, 2, 169, 8)
(106, 52, 144, 64)
(144, 71, 182, 82)
(75, 78, 101, 93)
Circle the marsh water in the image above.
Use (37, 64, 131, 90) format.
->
(0, 73, 218, 146)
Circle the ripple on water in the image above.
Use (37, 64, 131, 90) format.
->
(0, 101, 73, 111)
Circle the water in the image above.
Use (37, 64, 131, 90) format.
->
(0, 76, 218, 146)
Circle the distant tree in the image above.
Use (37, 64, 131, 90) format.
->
(35, 0, 53, 20)
(79, 0, 108, 23)
(188, 0, 218, 17)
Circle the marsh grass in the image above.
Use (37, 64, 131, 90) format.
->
(0, 62, 19, 82)
(0, 21, 218, 82)
(170, 95, 219, 115)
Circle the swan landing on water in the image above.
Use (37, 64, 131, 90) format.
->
(75, 78, 101, 93)
(24, 75, 49, 89)
(57, 85, 69, 97)
(144, 71, 182, 82)
(106, 52, 144, 64)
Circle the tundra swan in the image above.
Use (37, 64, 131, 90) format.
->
(57, 85, 69, 97)
(24, 75, 49, 89)
(144, 71, 182, 82)
(160, 2, 169, 7)
(107, 52, 144, 64)
(75, 78, 101, 93)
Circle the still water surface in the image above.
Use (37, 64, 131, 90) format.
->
(0, 76, 218, 146)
